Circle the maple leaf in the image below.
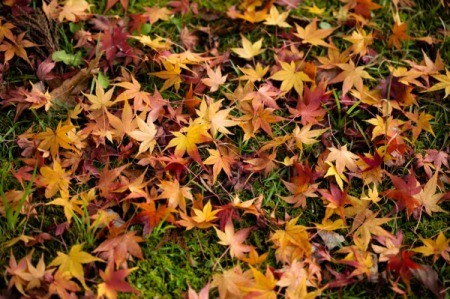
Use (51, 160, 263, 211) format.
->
(241, 266, 277, 299)
(415, 172, 446, 216)
(48, 271, 81, 299)
(294, 18, 335, 47)
(49, 243, 103, 289)
(271, 61, 312, 95)
(115, 75, 151, 110)
(405, 109, 434, 143)
(324, 161, 348, 190)
(196, 97, 236, 136)
(244, 151, 278, 175)
(351, 210, 393, 251)
(104, 0, 127, 12)
(239, 63, 269, 82)
(47, 192, 83, 223)
(36, 121, 76, 158)
(231, 35, 264, 60)
(83, 80, 115, 112)
(270, 217, 311, 263)
(107, 100, 136, 141)
(214, 220, 252, 259)
(387, 250, 421, 293)
(23, 254, 47, 291)
(98, 262, 138, 299)
(292, 124, 327, 152)
(201, 66, 228, 92)
(157, 179, 193, 212)
(263, 6, 291, 28)
(343, 27, 373, 56)
(426, 69, 450, 98)
(388, 21, 411, 50)
(204, 148, 235, 183)
(187, 283, 210, 299)
(383, 171, 421, 217)
(166, 122, 212, 162)
(288, 81, 330, 125)
(128, 116, 157, 156)
(131, 34, 172, 51)
(0, 32, 36, 66)
(330, 60, 374, 95)
(58, 0, 91, 22)
(134, 201, 176, 235)
(142, 7, 173, 24)
(325, 145, 359, 175)
(211, 265, 252, 299)
(412, 232, 450, 263)
(6, 251, 32, 296)
(241, 248, 268, 265)
(183, 200, 221, 229)
(304, 5, 325, 15)
(0, 18, 15, 43)
(94, 231, 144, 268)
(150, 60, 183, 91)
(40, 160, 71, 198)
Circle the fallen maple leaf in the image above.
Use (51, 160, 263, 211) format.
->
(157, 179, 193, 212)
(98, 262, 138, 299)
(263, 6, 291, 28)
(271, 61, 312, 95)
(40, 160, 71, 198)
(49, 243, 103, 289)
(214, 220, 252, 259)
(166, 122, 212, 162)
(231, 35, 264, 60)
(201, 66, 228, 92)
(294, 18, 335, 48)
(412, 232, 450, 263)
(128, 116, 157, 156)
(330, 60, 374, 95)
(426, 69, 450, 98)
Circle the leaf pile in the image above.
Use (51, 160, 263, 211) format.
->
(0, 0, 449, 298)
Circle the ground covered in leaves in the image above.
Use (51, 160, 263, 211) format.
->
(0, 0, 449, 298)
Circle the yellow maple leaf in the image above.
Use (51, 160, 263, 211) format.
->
(294, 18, 334, 47)
(196, 97, 236, 136)
(292, 124, 327, 152)
(150, 60, 183, 92)
(426, 69, 450, 98)
(131, 35, 172, 51)
(263, 6, 291, 28)
(40, 160, 71, 198)
(190, 201, 221, 229)
(83, 80, 115, 111)
(412, 232, 449, 262)
(49, 243, 103, 289)
(238, 63, 269, 82)
(47, 192, 84, 223)
(271, 61, 312, 95)
(231, 35, 264, 60)
(304, 5, 326, 15)
(324, 161, 348, 191)
(36, 121, 76, 158)
(166, 122, 212, 162)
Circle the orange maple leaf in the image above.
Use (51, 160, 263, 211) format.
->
(294, 18, 335, 48)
